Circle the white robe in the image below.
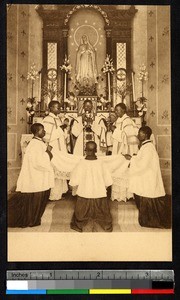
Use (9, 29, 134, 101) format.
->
(42, 112, 67, 151)
(69, 159, 113, 198)
(16, 138, 54, 193)
(112, 114, 139, 156)
(71, 116, 107, 156)
(129, 140, 165, 198)
(42, 112, 68, 200)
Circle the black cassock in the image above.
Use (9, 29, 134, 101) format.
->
(8, 190, 50, 228)
(134, 194, 171, 229)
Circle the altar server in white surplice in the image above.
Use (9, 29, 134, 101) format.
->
(42, 101, 68, 200)
(69, 141, 113, 232)
(128, 126, 165, 199)
(71, 99, 107, 156)
(8, 123, 54, 228)
(125, 126, 169, 228)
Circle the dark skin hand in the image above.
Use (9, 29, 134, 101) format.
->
(123, 154, 131, 160)
(111, 125, 116, 132)
(47, 145, 53, 152)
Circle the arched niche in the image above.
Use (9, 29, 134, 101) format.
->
(67, 7, 107, 97)
(36, 4, 137, 111)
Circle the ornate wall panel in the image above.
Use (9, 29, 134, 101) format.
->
(7, 4, 29, 191)
(7, 133, 17, 161)
(7, 5, 18, 125)
(147, 6, 171, 194)
(157, 6, 171, 126)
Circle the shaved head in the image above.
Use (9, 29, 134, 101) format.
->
(85, 141, 97, 153)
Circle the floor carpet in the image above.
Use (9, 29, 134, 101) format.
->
(8, 193, 171, 233)
(49, 196, 120, 232)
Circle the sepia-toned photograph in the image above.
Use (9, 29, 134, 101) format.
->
(7, 4, 172, 261)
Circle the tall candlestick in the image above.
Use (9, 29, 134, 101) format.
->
(108, 72, 111, 102)
(131, 71, 136, 102)
(64, 72, 67, 101)
(38, 71, 42, 102)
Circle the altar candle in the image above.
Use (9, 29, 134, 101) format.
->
(131, 71, 136, 102)
(64, 72, 67, 101)
(38, 71, 42, 102)
(108, 72, 111, 102)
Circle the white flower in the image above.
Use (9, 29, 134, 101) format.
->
(27, 102, 32, 108)
(60, 56, 72, 74)
(137, 64, 148, 82)
(30, 111, 35, 115)
(27, 63, 39, 81)
(138, 111, 143, 116)
(102, 55, 114, 74)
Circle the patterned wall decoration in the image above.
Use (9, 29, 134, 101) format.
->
(7, 5, 18, 126)
(147, 6, 156, 126)
(157, 7, 171, 126)
(147, 6, 171, 194)
(7, 4, 43, 192)
(7, 4, 29, 191)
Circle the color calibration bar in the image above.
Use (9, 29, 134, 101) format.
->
(6, 270, 174, 295)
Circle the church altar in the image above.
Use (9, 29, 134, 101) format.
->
(30, 5, 140, 114)
(23, 5, 144, 156)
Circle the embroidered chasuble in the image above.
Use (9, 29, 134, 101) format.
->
(42, 112, 68, 200)
(71, 114, 107, 156)
(112, 114, 139, 156)
(42, 112, 67, 152)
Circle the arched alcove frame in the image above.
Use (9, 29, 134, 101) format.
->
(36, 4, 138, 111)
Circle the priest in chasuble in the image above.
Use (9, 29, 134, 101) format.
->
(71, 99, 107, 156)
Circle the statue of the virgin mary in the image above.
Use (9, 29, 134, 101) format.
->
(75, 35, 98, 88)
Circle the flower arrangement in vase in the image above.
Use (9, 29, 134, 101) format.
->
(60, 55, 72, 74)
(102, 54, 115, 102)
(26, 63, 39, 123)
(135, 64, 148, 126)
(102, 54, 115, 74)
(113, 82, 132, 105)
(60, 55, 72, 101)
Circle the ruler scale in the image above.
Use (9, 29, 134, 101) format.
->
(6, 270, 174, 295)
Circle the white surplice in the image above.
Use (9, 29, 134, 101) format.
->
(16, 138, 54, 193)
(42, 113, 68, 200)
(69, 159, 113, 198)
(129, 140, 165, 198)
